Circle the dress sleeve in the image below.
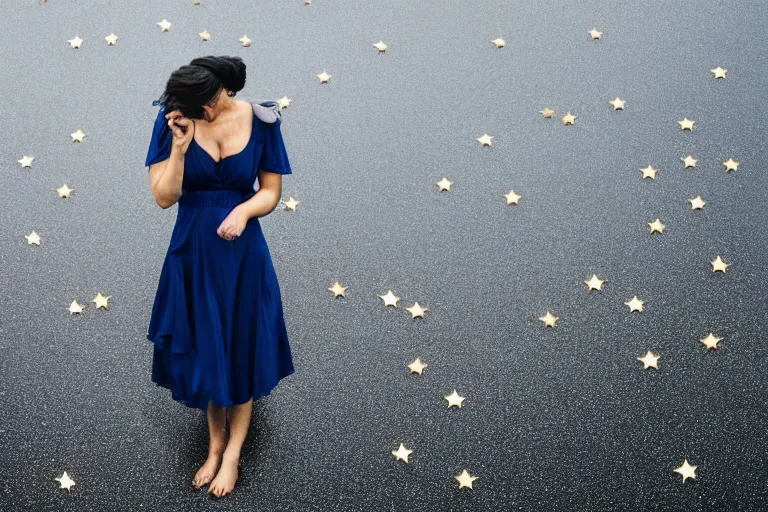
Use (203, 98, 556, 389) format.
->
(145, 105, 172, 168)
(257, 118, 293, 175)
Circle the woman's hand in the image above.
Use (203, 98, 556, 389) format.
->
(165, 109, 195, 154)
(217, 205, 249, 241)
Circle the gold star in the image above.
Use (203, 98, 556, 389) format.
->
(328, 282, 348, 297)
(689, 196, 705, 210)
(436, 178, 453, 191)
(282, 197, 299, 211)
(504, 190, 521, 205)
(18, 155, 35, 168)
(637, 351, 659, 369)
(378, 290, 400, 307)
(678, 118, 695, 131)
(92, 292, 111, 309)
(392, 443, 413, 463)
(585, 274, 605, 291)
(67, 36, 84, 48)
(408, 358, 427, 375)
(609, 97, 626, 110)
(711, 66, 727, 79)
(55, 471, 76, 491)
(539, 107, 555, 118)
(588, 28, 602, 40)
(640, 165, 658, 179)
(477, 133, 493, 146)
(699, 333, 722, 350)
(648, 218, 665, 233)
(373, 40, 387, 52)
(157, 19, 172, 32)
(316, 71, 332, 83)
(723, 158, 739, 172)
(239, 35, 251, 47)
(562, 112, 577, 125)
(71, 129, 86, 142)
(682, 155, 697, 168)
(57, 184, 74, 198)
(278, 96, 292, 109)
(673, 460, 697, 482)
(625, 296, 644, 312)
(105, 33, 118, 45)
(406, 302, 428, 318)
(491, 38, 506, 48)
(711, 256, 729, 272)
(25, 231, 41, 245)
(539, 311, 559, 327)
(193, 0, 201, 4)
(444, 389, 465, 408)
(455, 469, 478, 489)
(69, 300, 85, 314)
(199, 30, 211, 41)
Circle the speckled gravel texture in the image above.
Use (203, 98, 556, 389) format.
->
(1, 0, 767, 511)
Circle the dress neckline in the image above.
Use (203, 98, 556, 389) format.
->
(191, 103, 255, 164)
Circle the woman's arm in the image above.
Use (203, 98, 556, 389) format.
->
(149, 146, 185, 209)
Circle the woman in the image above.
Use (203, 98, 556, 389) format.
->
(144, 55, 295, 497)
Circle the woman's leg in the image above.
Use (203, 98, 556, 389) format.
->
(208, 397, 253, 497)
(192, 401, 229, 488)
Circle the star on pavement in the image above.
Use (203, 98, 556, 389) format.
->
(539, 107, 555, 118)
(625, 296, 644, 312)
(92, 292, 111, 309)
(373, 40, 388, 52)
(444, 390, 465, 408)
(562, 112, 577, 125)
(406, 302, 428, 318)
(609, 97, 626, 110)
(105, 33, 118, 45)
(711, 66, 727, 79)
(156, 19, 172, 32)
(674, 460, 697, 482)
(239, 35, 251, 47)
(648, 218, 665, 233)
(585, 274, 605, 291)
(678, 118, 695, 131)
(408, 358, 427, 375)
(723, 158, 740, 172)
(436, 177, 453, 191)
(504, 190, 521, 205)
(67, 36, 84, 48)
(640, 165, 658, 179)
(283, 197, 299, 210)
(316, 71, 332, 83)
(71, 129, 86, 142)
(637, 351, 659, 369)
(392, 443, 413, 463)
(539, 311, 559, 327)
(689, 196, 706, 210)
(57, 184, 74, 198)
(55, 471, 76, 491)
(491, 38, 506, 48)
(455, 469, 478, 489)
(477, 133, 493, 146)
(699, 333, 723, 350)
(328, 282, 348, 297)
(199, 30, 211, 41)
(69, 300, 85, 314)
(378, 290, 400, 307)
(711, 256, 729, 272)
(18, 155, 35, 167)
(589, 28, 602, 40)
(25, 231, 41, 245)
(682, 155, 697, 168)
(278, 96, 292, 109)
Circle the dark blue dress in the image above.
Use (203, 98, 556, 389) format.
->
(144, 100, 295, 410)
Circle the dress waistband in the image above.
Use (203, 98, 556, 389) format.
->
(178, 189, 255, 208)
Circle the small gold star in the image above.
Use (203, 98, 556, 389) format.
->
(682, 155, 697, 168)
(239, 35, 251, 47)
(477, 133, 493, 146)
(674, 460, 697, 482)
(585, 274, 605, 291)
(92, 292, 111, 309)
(193, 0, 201, 4)
(711, 256, 729, 272)
(504, 190, 521, 205)
(436, 178, 453, 191)
(277, 96, 292, 109)
(444, 389, 465, 408)
(589, 28, 602, 40)
(678, 118, 695, 131)
(562, 112, 577, 125)
(723, 158, 740, 172)
(57, 184, 74, 198)
(491, 38, 506, 48)
(156, 19, 172, 32)
(317, 71, 332, 83)
(699, 333, 722, 350)
(378, 290, 400, 307)
(648, 218, 665, 233)
(18, 155, 35, 168)
(67, 36, 84, 48)
(373, 40, 387, 52)
(328, 282, 348, 297)
(640, 165, 658, 179)
(455, 469, 478, 489)
(711, 66, 727, 79)
(689, 196, 705, 210)
(539, 107, 555, 118)
(199, 30, 211, 41)
(55, 471, 76, 491)
(282, 197, 299, 210)
(539, 311, 559, 327)
(71, 129, 86, 142)
(69, 300, 85, 314)
(637, 351, 659, 369)
(25, 231, 41, 245)
(408, 358, 427, 375)
(609, 97, 626, 110)
(625, 296, 644, 312)
(105, 33, 118, 45)
(406, 302, 428, 318)
(392, 443, 413, 463)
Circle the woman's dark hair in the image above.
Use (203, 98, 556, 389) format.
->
(158, 55, 246, 119)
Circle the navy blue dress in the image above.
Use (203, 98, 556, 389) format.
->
(144, 100, 295, 410)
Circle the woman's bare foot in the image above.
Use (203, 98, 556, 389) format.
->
(208, 453, 240, 497)
(192, 430, 229, 488)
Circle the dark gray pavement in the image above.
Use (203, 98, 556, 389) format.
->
(1, 0, 767, 510)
